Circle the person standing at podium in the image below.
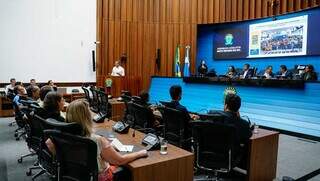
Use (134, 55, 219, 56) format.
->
(111, 61, 125, 76)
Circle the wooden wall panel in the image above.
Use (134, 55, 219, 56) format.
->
(208, 0, 214, 23)
(288, 0, 295, 12)
(197, 0, 203, 23)
(108, 0, 115, 20)
(237, 0, 243, 20)
(281, 0, 288, 14)
(262, 0, 269, 17)
(220, 0, 226, 22)
(232, 0, 238, 21)
(214, 0, 220, 23)
(225, 0, 232, 22)
(202, 0, 209, 23)
(249, 0, 255, 19)
(97, 0, 320, 90)
(255, 0, 262, 18)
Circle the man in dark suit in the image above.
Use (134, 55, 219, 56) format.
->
(278, 65, 293, 79)
(263, 65, 275, 79)
(301, 64, 318, 81)
(239, 63, 254, 79)
(162, 85, 195, 143)
(208, 94, 252, 145)
(164, 85, 191, 121)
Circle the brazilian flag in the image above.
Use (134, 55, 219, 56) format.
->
(174, 45, 181, 77)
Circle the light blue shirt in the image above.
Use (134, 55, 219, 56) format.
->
(13, 95, 22, 108)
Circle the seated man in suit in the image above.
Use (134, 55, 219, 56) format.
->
(239, 63, 254, 79)
(134, 90, 151, 107)
(163, 85, 197, 135)
(164, 85, 191, 120)
(208, 94, 252, 146)
(301, 64, 318, 81)
(277, 65, 292, 79)
(263, 65, 275, 79)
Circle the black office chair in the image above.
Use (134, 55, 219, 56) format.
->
(129, 102, 155, 132)
(96, 90, 110, 117)
(44, 130, 98, 181)
(41, 118, 83, 135)
(89, 87, 99, 113)
(119, 95, 133, 123)
(13, 101, 27, 140)
(158, 106, 190, 150)
(17, 102, 42, 163)
(22, 110, 46, 178)
(131, 96, 142, 104)
(44, 130, 131, 181)
(26, 116, 83, 180)
(191, 121, 238, 180)
(82, 87, 93, 107)
(91, 90, 110, 123)
(26, 114, 54, 180)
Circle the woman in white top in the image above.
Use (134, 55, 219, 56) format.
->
(46, 99, 147, 181)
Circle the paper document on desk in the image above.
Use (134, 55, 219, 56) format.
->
(111, 138, 134, 152)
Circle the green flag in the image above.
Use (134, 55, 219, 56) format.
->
(174, 45, 181, 77)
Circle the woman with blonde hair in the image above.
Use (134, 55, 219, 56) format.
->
(47, 99, 148, 181)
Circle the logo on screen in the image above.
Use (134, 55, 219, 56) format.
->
(224, 34, 234, 46)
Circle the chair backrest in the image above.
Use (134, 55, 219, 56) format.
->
(130, 102, 154, 129)
(44, 130, 98, 181)
(12, 98, 27, 128)
(6, 89, 15, 100)
(41, 118, 83, 136)
(96, 90, 108, 115)
(131, 96, 142, 103)
(25, 113, 46, 152)
(199, 111, 226, 122)
(37, 117, 84, 176)
(121, 95, 132, 102)
(124, 101, 135, 125)
(158, 106, 187, 147)
(90, 87, 99, 111)
(82, 87, 92, 105)
(191, 120, 236, 172)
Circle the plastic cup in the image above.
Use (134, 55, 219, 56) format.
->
(160, 140, 168, 155)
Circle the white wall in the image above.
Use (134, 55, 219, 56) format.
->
(0, 0, 96, 83)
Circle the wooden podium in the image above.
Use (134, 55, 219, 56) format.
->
(97, 75, 141, 97)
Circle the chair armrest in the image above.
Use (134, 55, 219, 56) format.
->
(112, 166, 131, 181)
